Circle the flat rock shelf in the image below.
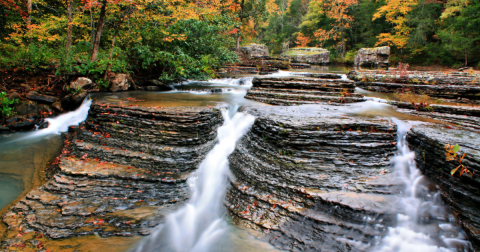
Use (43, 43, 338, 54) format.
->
(0, 102, 225, 250)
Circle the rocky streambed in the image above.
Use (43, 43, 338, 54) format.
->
(1, 72, 479, 251)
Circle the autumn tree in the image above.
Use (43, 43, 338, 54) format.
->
(305, 0, 358, 58)
(372, 0, 418, 49)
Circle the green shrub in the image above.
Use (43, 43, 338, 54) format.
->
(0, 92, 18, 117)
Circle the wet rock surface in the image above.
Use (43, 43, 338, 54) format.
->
(406, 125, 480, 250)
(356, 81, 480, 101)
(227, 104, 403, 251)
(0, 102, 224, 249)
(245, 76, 365, 105)
(350, 69, 480, 86)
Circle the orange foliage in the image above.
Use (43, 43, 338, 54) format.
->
(296, 32, 311, 47)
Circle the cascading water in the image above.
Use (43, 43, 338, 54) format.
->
(375, 119, 471, 252)
(133, 108, 255, 252)
(30, 98, 92, 137)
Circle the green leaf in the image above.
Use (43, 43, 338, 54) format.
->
(451, 166, 460, 176)
(453, 144, 461, 153)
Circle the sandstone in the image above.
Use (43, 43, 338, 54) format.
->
(239, 43, 269, 59)
(406, 124, 480, 250)
(354, 46, 390, 67)
(70, 77, 93, 90)
(245, 76, 364, 105)
(0, 102, 224, 248)
(283, 47, 330, 64)
(227, 104, 400, 251)
(26, 91, 58, 103)
(109, 73, 130, 92)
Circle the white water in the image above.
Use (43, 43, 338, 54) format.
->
(186, 77, 254, 87)
(18, 98, 92, 140)
(134, 109, 255, 252)
(376, 119, 471, 252)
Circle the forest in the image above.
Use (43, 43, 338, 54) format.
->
(0, 0, 479, 82)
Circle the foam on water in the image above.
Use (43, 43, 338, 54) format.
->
(133, 108, 255, 252)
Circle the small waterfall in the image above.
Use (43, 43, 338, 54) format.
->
(376, 119, 471, 252)
(25, 98, 92, 139)
(134, 109, 255, 252)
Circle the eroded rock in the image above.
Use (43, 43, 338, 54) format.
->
(354, 46, 390, 67)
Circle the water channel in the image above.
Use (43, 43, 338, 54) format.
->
(0, 65, 473, 251)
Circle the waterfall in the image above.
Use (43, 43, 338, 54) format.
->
(133, 109, 255, 252)
(14, 98, 92, 141)
(376, 119, 471, 252)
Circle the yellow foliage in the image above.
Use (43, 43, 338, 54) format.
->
(372, 0, 417, 48)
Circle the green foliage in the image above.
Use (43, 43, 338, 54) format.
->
(0, 92, 18, 117)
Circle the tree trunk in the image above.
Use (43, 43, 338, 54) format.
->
(90, 0, 107, 62)
(109, 29, 116, 59)
(66, 0, 73, 54)
(465, 49, 467, 66)
(235, 0, 244, 51)
(27, 0, 32, 24)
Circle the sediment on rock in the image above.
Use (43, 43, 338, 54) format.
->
(245, 76, 365, 105)
(227, 104, 401, 251)
(0, 102, 224, 250)
(406, 125, 480, 250)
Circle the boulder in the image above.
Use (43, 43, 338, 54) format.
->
(283, 47, 330, 64)
(70, 77, 93, 90)
(109, 73, 130, 92)
(354, 46, 390, 67)
(238, 43, 269, 59)
(51, 101, 63, 111)
(26, 91, 58, 103)
(61, 90, 88, 110)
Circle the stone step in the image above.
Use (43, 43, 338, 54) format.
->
(356, 81, 480, 100)
(59, 157, 191, 183)
(75, 127, 215, 159)
(245, 91, 365, 104)
(249, 87, 363, 97)
(72, 141, 201, 172)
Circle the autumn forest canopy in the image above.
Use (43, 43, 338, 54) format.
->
(0, 0, 479, 82)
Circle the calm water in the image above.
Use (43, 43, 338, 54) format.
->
(0, 133, 63, 212)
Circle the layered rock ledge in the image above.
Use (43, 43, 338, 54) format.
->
(227, 104, 402, 251)
(245, 76, 365, 105)
(356, 81, 480, 101)
(1, 102, 224, 250)
(407, 125, 480, 250)
(283, 47, 330, 64)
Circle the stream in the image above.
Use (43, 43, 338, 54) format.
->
(0, 65, 473, 251)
